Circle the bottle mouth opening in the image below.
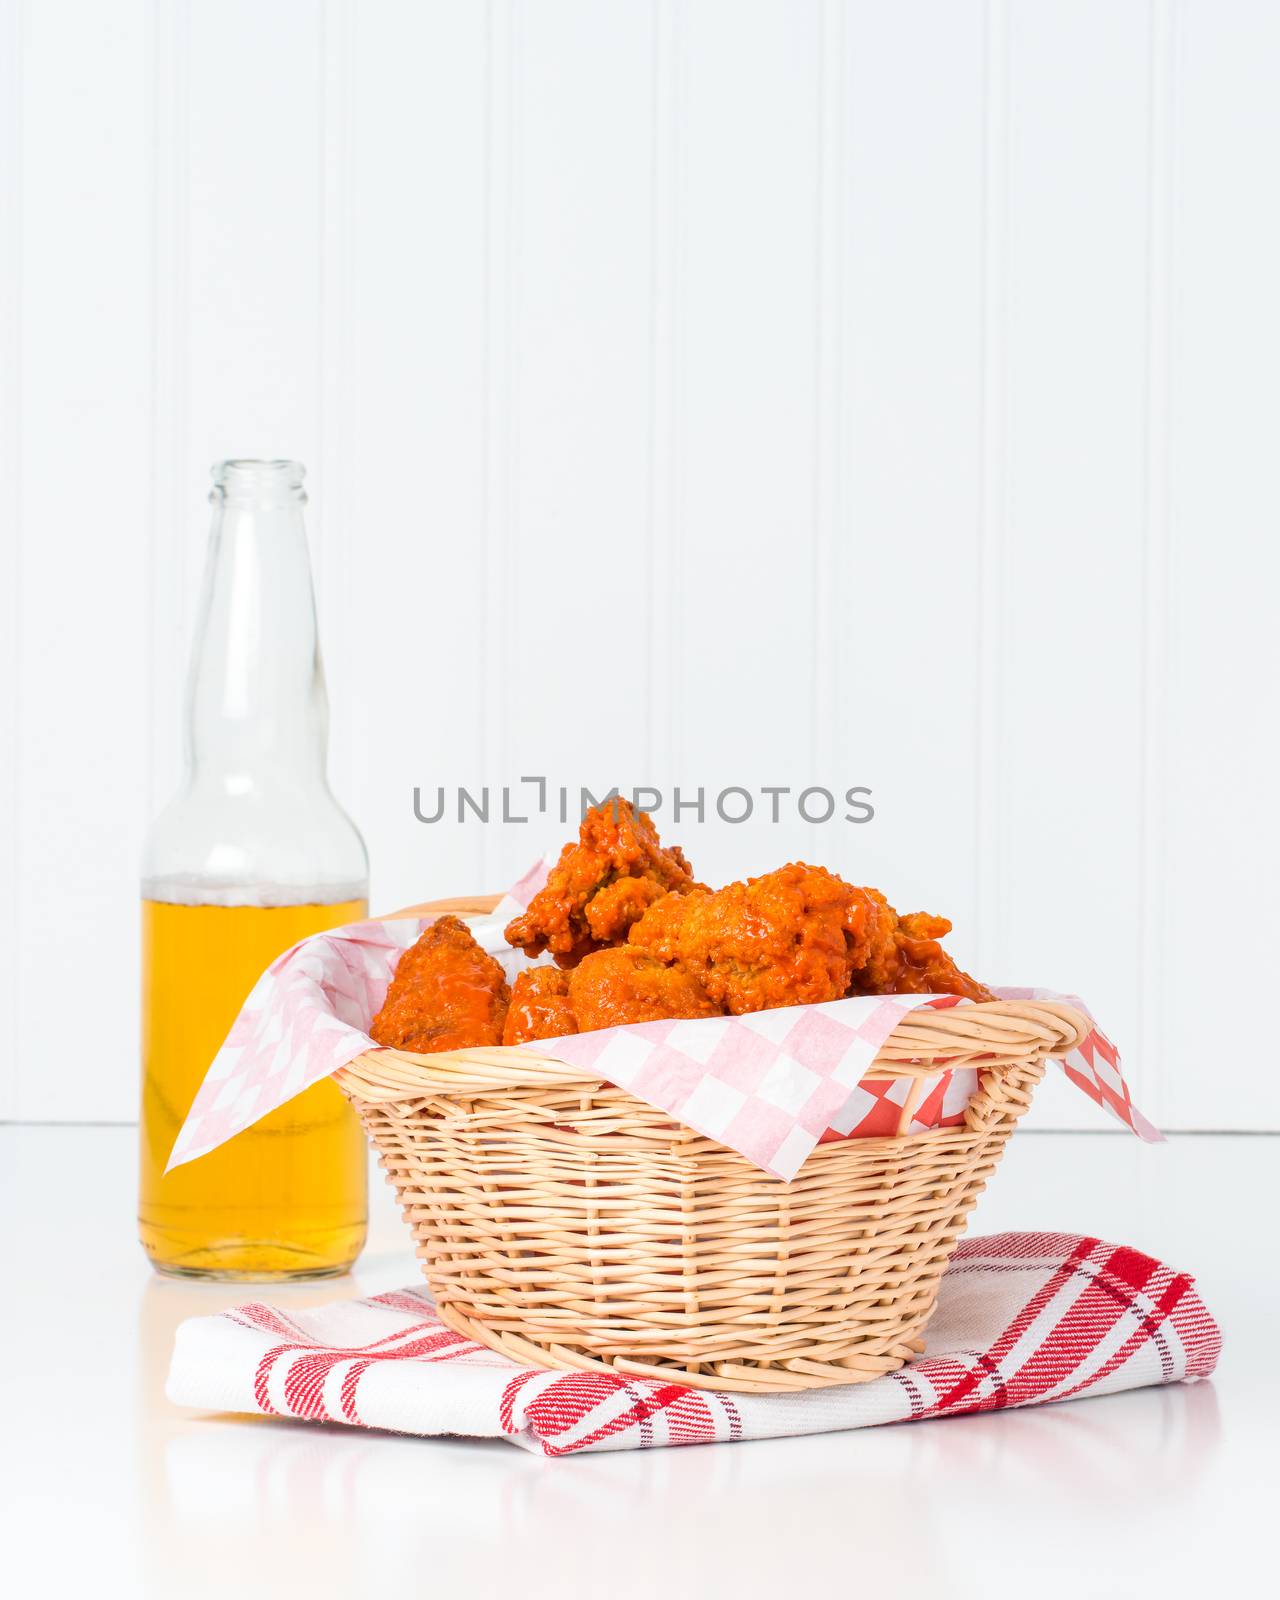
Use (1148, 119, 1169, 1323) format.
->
(211, 459, 307, 505)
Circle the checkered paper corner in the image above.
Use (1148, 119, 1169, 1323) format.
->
(166, 858, 1159, 1179)
(990, 987, 1162, 1145)
(529, 990, 1157, 1181)
(165, 914, 429, 1172)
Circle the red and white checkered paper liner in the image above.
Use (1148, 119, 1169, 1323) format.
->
(166, 1231, 1220, 1456)
(167, 860, 1159, 1181)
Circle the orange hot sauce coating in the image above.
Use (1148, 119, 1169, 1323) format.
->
(501, 810, 993, 1038)
(628, 863, 864, 1015)
(502, 967, 578, 1046)
(846, 890, 993, 1002)
(370, 914, 509, 1053)
(567, 946, 724, 1032)
(504, 798, 701, 966)
(629, 863, 993, 1013)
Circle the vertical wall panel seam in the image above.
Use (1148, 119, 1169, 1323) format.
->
(480, 0, 498, 883)
(660, 1, 686, 782)
(148, 0, 190, 825)
(670, 2, 687, 781)
(645, 0, 675, 780)
(318, 0, 356, 817)
(975, 0, 1009, 973)
(811, 0, 844, 859)
(172, 5, 192, 698)
(144, 0, 190, 1126)
(482, 0, 517, 882)
(1138, 0, 1174, 1116)
(145, 0, 158, 818)
(506, 0, 522, 816)
(1, 0, 24, 1114)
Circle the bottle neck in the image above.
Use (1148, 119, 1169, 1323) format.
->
(186, 482, 329, 790)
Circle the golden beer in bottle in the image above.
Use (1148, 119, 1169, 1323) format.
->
(139, 460, 368, 1279)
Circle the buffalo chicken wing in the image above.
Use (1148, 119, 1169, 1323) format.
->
(369, 915, 509, 1053)
(504, 798, 701, 965)
(502, 966, 578, 1046)
(628, 863, 993, 1014)
(627, 863, 862, 1014)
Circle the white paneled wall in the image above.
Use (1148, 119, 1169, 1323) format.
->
(1, 0, 1277, 1129)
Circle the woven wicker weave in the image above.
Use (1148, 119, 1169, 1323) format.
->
(338, 896, 1089, 1394)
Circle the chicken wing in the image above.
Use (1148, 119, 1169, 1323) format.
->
(502, 966, 578, 1046)
(370, 914, 509, 1053)
(628, 863, 864, 1014)
(504, 797, 701, 965)
(567, 946, 724, 1032)
(629, 863, 992, 1013)
(848, 893, 992, 1001)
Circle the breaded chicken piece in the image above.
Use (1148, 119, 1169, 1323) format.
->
(848, 893, 992, 1001)
(583, 874, 670, 945)
(504, 798, 701, 966)
(628, 863, 864, 1015)
(567, 946, 723, 1032)
(501, 946, 721, 1044)
(502, 966, 578, 1046)
(629, 864, 993, 1013)
(370, 914, 509, 1053)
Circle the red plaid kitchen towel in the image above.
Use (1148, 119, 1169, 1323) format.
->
(167, 1232, 1219, 1457)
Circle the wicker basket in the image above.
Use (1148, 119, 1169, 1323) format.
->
(337, 895, 1089, 1394)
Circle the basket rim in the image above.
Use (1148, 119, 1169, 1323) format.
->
(338, 999, 1090, 1104)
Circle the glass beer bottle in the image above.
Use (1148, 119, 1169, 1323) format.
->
(139, 459, 368, 1279)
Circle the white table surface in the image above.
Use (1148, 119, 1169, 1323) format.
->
(0, 1125, 1271, 1599)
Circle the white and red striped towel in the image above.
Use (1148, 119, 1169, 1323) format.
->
(167, 1232, 1219, 1457)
